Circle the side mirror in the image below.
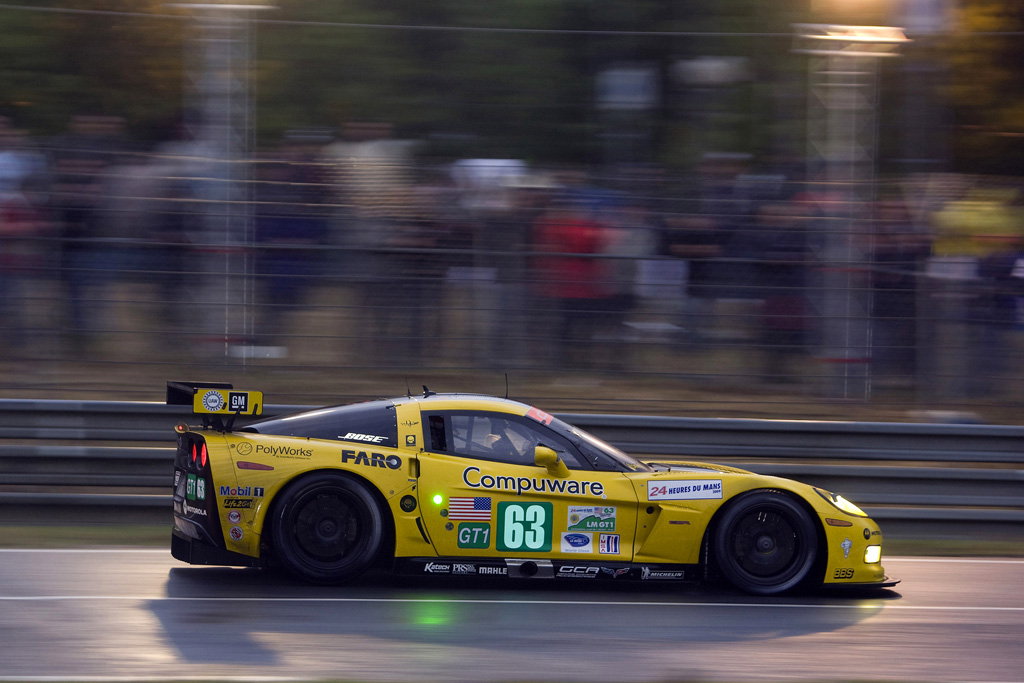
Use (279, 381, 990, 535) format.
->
(534, 446, 569, 478)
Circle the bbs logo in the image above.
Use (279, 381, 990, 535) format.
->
(834, 568, 855, 580)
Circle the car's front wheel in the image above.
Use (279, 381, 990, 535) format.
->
(712, 490, 819, 595)
(270, 472, 384, 584)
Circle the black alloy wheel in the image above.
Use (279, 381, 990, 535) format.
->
(271, 472, 384, 584)
(712, 490, 818, 595)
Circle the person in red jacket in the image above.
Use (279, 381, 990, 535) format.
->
(531, 199, 612, 369)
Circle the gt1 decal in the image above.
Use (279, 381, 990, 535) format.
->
(834, 568, 855, 579)
(342, 432, 386, 444)
(561, 532, 593, 553)
(458, 523, 491, 549)
(567, 506, 615, 532)
(186, 474, 206, 501)
(599, 534, 620, 555)
(341, 450, 402, 470)
(497, 502, 553, 552)
(647, 480, 722, 501)
(463, 467, 605, 497)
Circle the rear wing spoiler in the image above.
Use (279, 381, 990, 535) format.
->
(167, 381, 263, 430)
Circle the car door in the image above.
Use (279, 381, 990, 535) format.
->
(415, 408, 639, 562)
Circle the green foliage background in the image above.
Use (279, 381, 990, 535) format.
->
(0, 0, 1020, 171)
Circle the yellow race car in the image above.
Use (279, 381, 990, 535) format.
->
(168, 382, 897, 595)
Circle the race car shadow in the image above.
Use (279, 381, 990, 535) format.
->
(151, 565, 899, 668)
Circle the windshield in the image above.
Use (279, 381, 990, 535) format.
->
(545, 415, 653, 473)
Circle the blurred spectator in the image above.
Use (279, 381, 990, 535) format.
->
(0, 123, 49, 351)
(322, 122, 417, 362)
(869, 200, 930, 384)
(600, 200, 659, 368)
(531, 198, 612, 369)
(751, 201, 810, 382)
(379, 208, 451, 365)
(253, 148, 330, 353)
(662, 214, 726, 341)
(49, 115, 129, 346)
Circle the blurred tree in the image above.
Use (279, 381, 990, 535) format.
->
(946, 1, 1024, 173)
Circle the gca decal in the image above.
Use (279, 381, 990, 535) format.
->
(341, 449, 402, 470)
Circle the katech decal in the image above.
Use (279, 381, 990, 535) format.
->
(341, 450, 402, 470)
(423, 562, 450, 574)
(647, 480, 722, 501)
(463, 466, 605, 497)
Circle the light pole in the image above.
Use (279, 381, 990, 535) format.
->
(170, 1, 275, 362)
(793, 23, 909, 399)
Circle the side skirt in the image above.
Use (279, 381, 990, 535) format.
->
(393, 557, 701, 582)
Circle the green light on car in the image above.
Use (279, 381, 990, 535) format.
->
(432, 493, 444, 505)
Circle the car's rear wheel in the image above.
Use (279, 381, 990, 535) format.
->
(712, 490, 818, 595)
(270, 472, 384, 584)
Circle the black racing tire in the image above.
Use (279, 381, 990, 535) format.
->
(270, 472, 384, 584)
(712, 490, 819, 596)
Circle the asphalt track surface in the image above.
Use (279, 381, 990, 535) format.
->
(0, 550, 1022, 683)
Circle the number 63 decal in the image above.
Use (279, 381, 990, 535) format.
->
(497, 502, 553, 552)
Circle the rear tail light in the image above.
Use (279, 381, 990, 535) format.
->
(200, 443, 208, 468)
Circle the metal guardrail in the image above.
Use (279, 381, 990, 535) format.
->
(0, 400, 1022, 534)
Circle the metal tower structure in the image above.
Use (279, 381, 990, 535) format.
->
(175, 2, 274, 361)
(793, 24, 909, 399)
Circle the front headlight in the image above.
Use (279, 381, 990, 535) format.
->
(864, 545, 882, 564)
(813, 487, 868, 517)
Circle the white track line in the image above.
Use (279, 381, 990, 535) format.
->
(0, 595, 1021, 611)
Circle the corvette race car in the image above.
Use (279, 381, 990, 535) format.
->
(169, 381, 897, 595)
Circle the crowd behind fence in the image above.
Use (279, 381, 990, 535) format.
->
(1, 116, 1023, 414)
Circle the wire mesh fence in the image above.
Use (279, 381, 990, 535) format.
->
(1, 138, 1022, 421)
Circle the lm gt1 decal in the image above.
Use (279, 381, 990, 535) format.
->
(647, 480, 722, 501)
(463, 467, 605, 497)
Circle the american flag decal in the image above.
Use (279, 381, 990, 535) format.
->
(449, 496, 492, 521)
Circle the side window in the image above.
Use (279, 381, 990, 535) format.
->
(423, 411, 585, 469)
(429, 415, 448, 452)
